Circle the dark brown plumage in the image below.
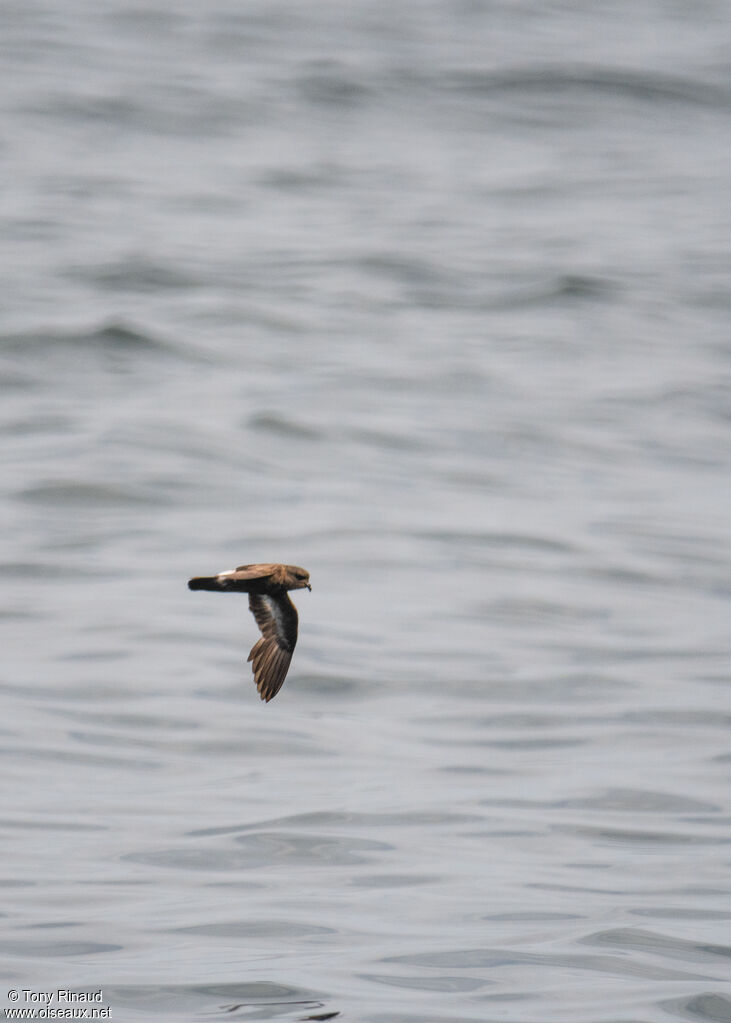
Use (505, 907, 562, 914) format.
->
(188, 563, 311, 702)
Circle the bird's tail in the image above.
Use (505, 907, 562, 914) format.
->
(188, 575, 233, 592)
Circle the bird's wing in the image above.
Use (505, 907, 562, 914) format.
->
(229, 563, 280, 579)
(247, 592, 299, 702)
(189, 563, 282, 593)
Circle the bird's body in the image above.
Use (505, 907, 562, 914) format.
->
(188, 563, 310, 702)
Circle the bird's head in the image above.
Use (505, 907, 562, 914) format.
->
(286, 566, 311, 591)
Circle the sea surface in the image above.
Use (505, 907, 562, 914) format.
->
(1, 2, 730, 1021)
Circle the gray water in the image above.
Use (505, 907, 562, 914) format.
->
(1, 2, 730, 1021)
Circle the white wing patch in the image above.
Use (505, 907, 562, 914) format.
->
(263, 594, 289, 647)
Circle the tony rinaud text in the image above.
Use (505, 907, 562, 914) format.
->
(12, 994, 102, 1006)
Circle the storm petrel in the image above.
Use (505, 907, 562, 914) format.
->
(188, 563, 311, 702)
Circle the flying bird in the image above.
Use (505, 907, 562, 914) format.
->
(188, 563, 311, 702)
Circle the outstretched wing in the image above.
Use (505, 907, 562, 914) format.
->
(247, 592, 299, 702)
(232, 563, 280, 577)
(188, 563, 280, 593)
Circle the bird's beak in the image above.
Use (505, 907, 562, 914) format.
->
(306, 583, 312, 591)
